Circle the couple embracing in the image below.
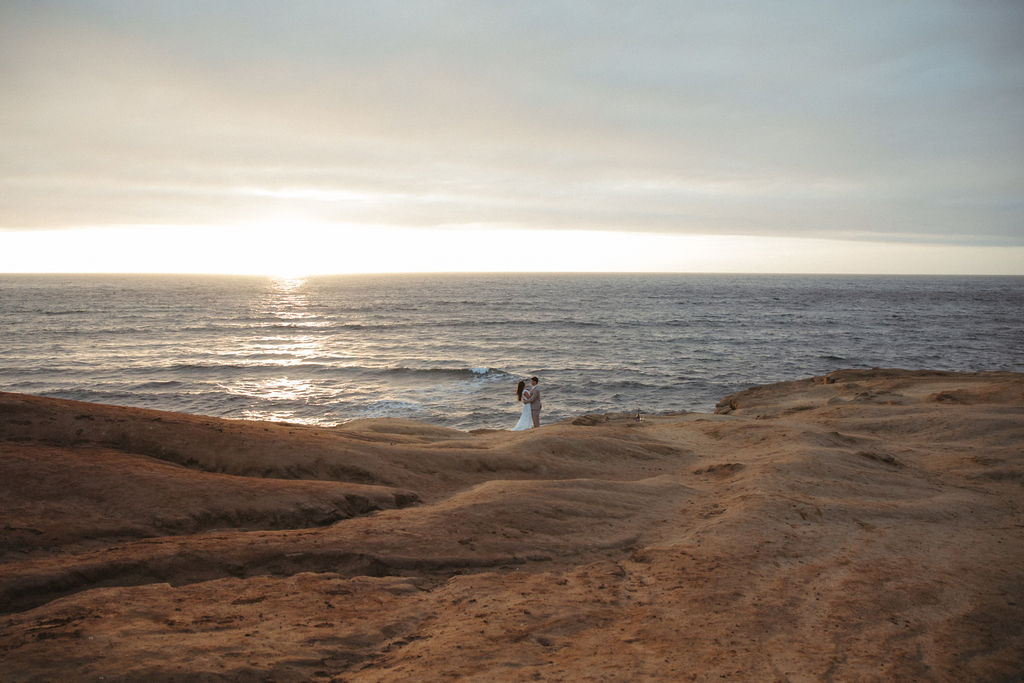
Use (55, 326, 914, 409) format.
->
(511, 376, 541, 431)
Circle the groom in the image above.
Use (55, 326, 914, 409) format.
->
(524, 376, 542, 427)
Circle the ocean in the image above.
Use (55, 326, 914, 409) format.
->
(1, 274, 1022, 430)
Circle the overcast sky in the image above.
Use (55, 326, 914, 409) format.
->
(2, 1, 1022, 273)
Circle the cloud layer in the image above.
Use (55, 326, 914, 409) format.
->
(2, 1, 1023, 247)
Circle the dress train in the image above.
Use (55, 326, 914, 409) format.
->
(511, 399, 533, 430)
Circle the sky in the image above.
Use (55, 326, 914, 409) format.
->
(1, 0, 1023, 275)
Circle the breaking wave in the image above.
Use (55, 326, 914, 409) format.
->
(2, 273, 1021, 430)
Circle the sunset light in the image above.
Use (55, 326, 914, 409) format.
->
(3, 3, 1023, 678)
(3, 223, 1021, 275)
(2, 1, 1021, 276)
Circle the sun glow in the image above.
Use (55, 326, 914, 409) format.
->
(1, 222, 1022, 275)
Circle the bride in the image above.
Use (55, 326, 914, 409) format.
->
(511, 380, 534, 431)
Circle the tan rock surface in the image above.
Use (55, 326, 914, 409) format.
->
(1, 370, 1022, 680)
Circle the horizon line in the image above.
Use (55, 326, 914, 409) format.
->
(3, 271, 1022, 278)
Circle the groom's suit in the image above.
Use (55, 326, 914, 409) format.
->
(525, 384, 542, 427)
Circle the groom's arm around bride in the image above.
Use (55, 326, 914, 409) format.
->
(525, 376, 541, 427)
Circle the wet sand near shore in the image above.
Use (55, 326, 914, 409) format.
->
(1, 369, 1022, 680)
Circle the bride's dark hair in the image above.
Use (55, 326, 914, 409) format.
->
(516, 380, 526, 400)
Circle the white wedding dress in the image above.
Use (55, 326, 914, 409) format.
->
(511, 391, 534, 431)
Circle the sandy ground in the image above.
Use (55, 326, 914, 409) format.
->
(1, 369, 1022, 681)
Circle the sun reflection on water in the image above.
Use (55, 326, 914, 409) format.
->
(222, 276, 343, 423)
(272, 275, 308, 291)
(232, 376, 315, 402)
(237, 336, 325, 366)
(240, 408, 328, 426)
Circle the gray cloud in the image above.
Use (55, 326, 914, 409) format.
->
(2, 0, 1022, 245)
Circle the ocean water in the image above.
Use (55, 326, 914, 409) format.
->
(1, 274, 1022, 430)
